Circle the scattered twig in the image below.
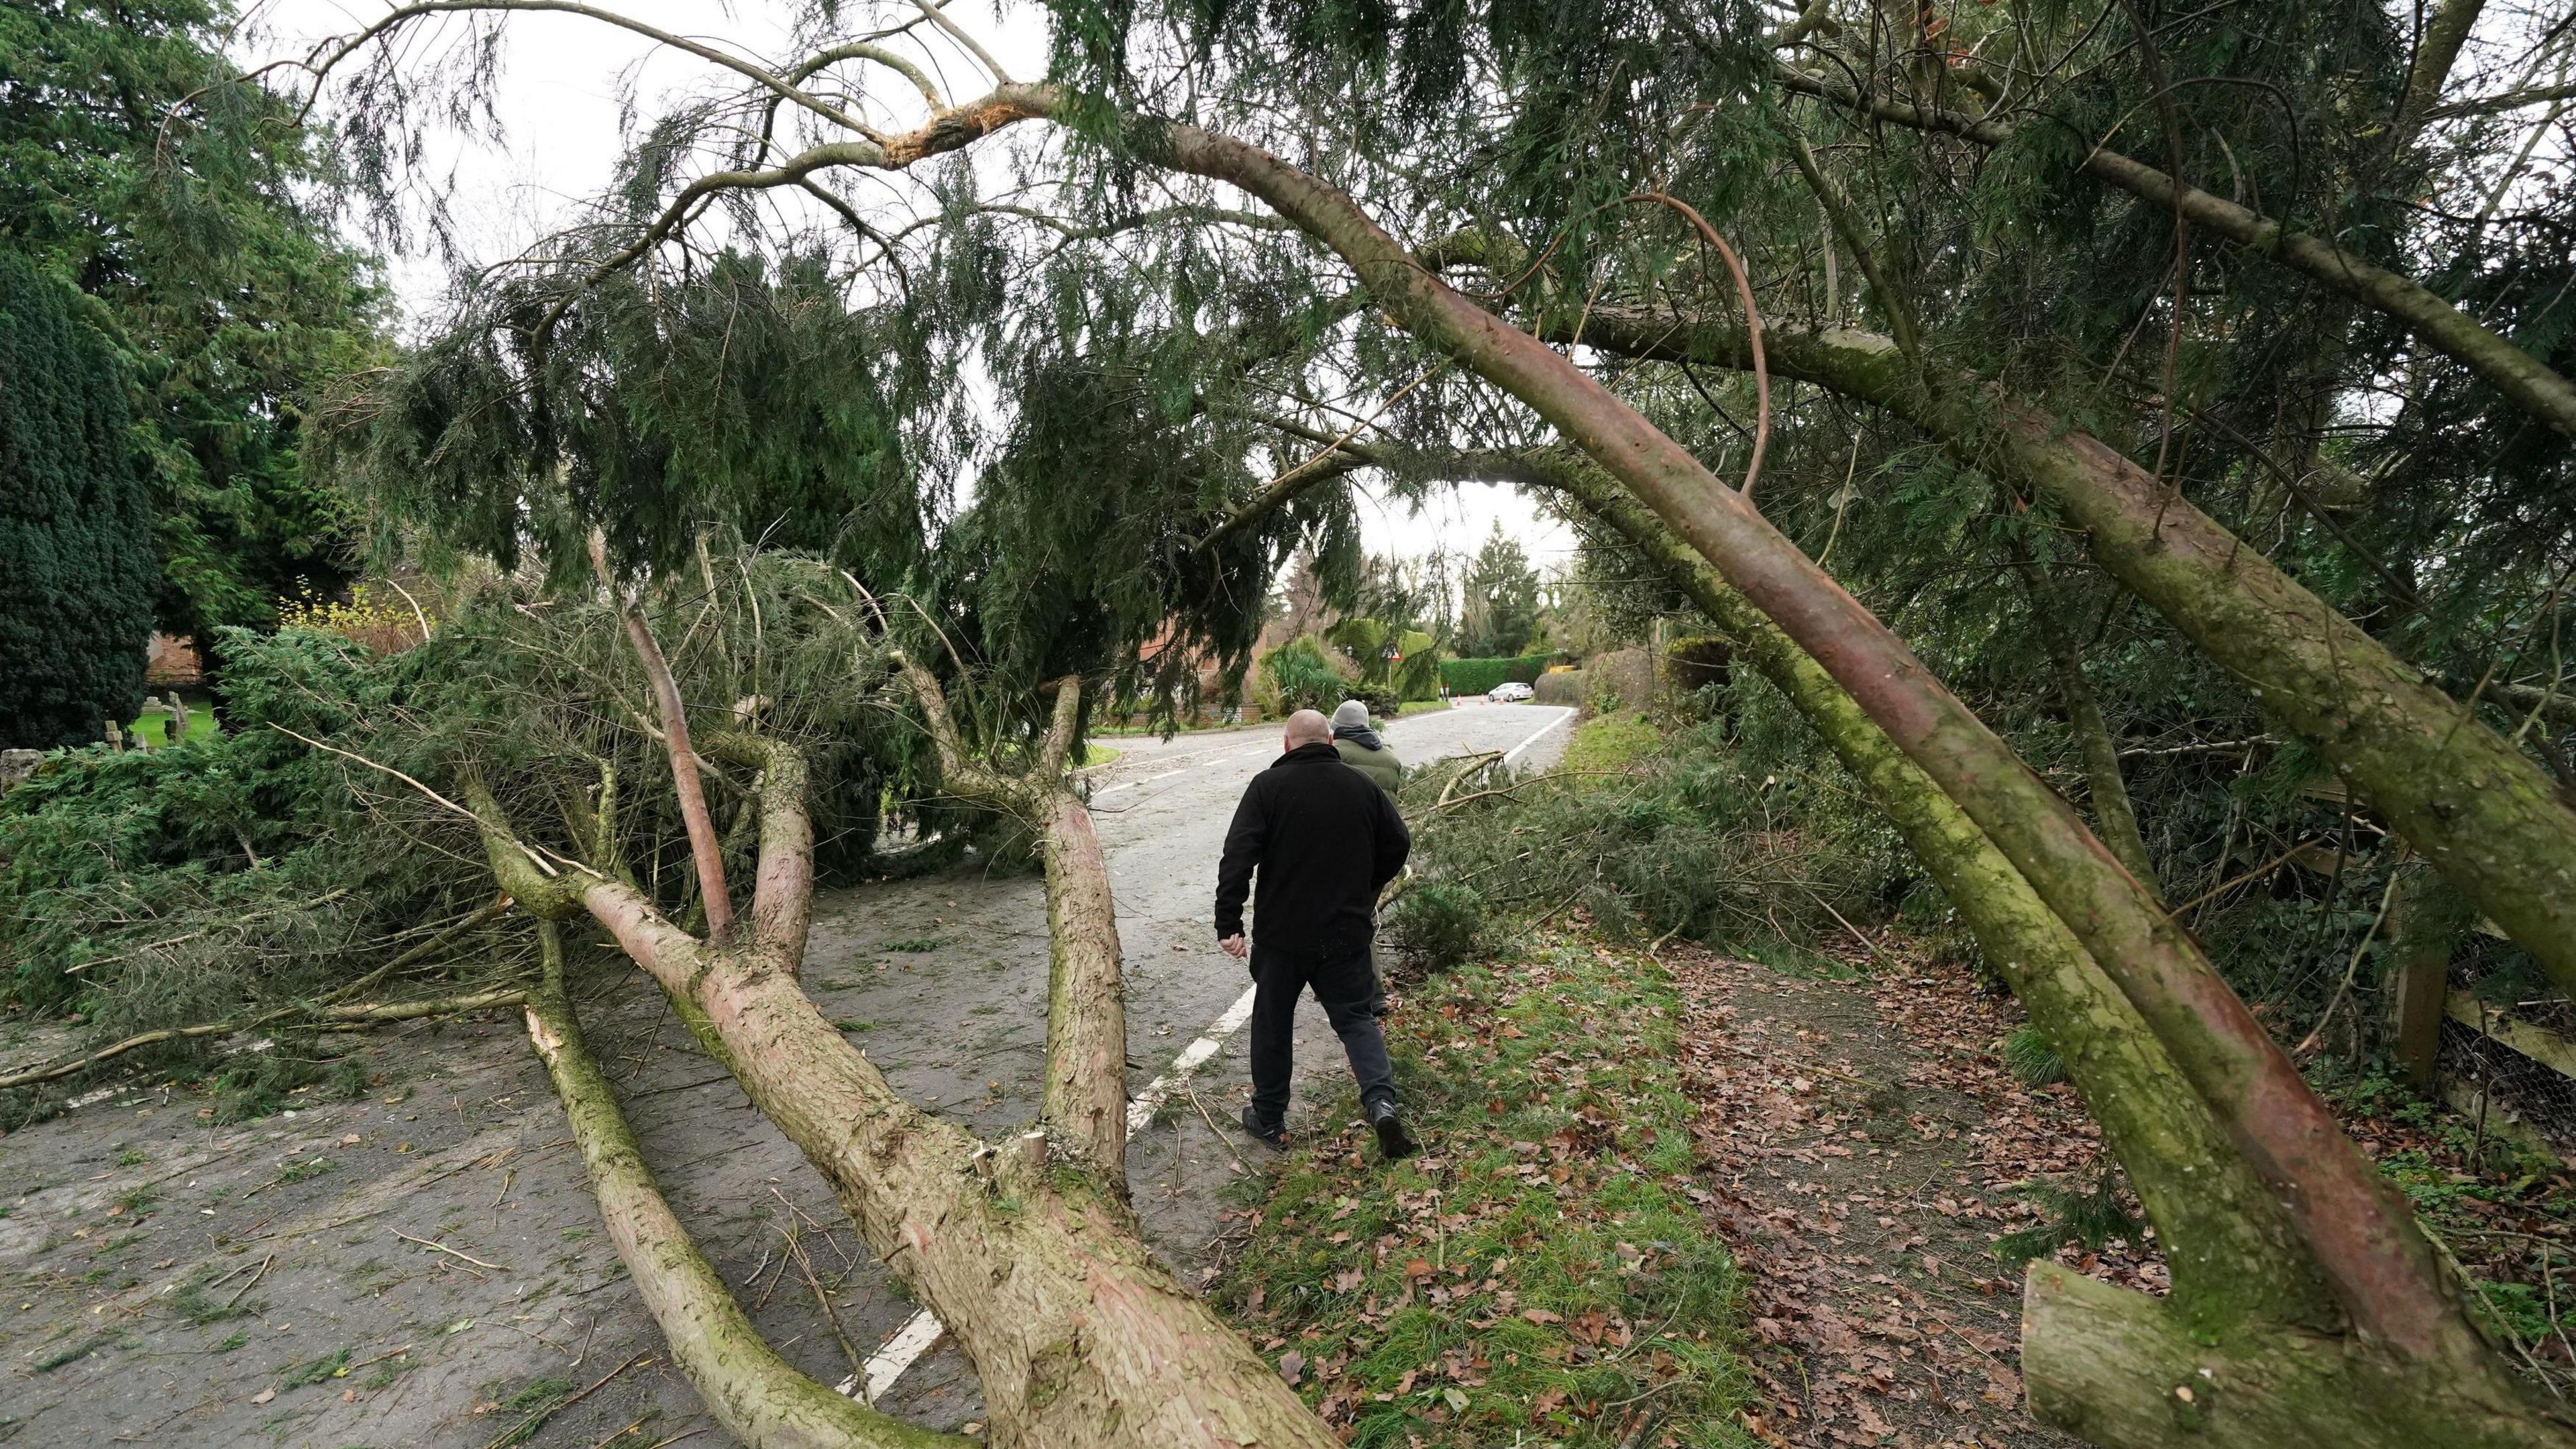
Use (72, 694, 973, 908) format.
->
(221, 1254, 275, 1311)
(1803, 886, 1896, 968)
(394, 1228, 511, 1272)
(480, 1350, 653, 1449)
(1181, 1087, 1256, 1174)
(0, 989, 529, 1093)
(2296, 865, 2405, 1055)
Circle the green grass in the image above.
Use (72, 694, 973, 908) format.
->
(1075, 743, 1124, 769)
(880, 936, 947, 953)
(1216, 934, 1750, 1446)
(1558, 710, 1662, 774)
(123, 692, 217, 747)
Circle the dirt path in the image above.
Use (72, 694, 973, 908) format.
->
(1664, 941, 2164, 1449)
(0, 704, 1568, 1447)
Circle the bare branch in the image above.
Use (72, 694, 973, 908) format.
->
(1036, 678, 1084, 780)
(592, 535, 737, 947)
(789, 40, 945, 109)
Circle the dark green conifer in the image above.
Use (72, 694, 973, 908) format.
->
(0, 252, 156, 748)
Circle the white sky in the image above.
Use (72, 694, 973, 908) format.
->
(234, 0, 1577, 572)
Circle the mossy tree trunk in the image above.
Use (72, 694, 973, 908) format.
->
(1564, 305, 2576, 1027)
(523, 921, 967, 1449)
(466, 598, 1327, 1449)
(1501, 446, 2571, 1444)
(1498, 445, 2337, 1336)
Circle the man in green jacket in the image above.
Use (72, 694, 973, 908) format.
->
(1331, 700, 1402, 793)
(1332, 700, 1401, 1017)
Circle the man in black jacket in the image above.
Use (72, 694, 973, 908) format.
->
(1216, 708, 1417, 1158)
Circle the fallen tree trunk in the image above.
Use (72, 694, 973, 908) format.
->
(1499, 444, 2339, 1334)
(2023, 1260, 2557, 1449)
(479, 793, 1337, 1448)
(1562, 305, 2576, 1025)
(454, 588, 1333, 1449)
(523, 921, 965, 1449)
(886, 665, 1128, 1180)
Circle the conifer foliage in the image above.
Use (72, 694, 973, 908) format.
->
(0, 252, 154, 749)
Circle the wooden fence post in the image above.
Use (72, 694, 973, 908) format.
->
(2386, 865, 2473, 1093)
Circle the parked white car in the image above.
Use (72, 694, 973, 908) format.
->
(1487, 681, 1536, 702)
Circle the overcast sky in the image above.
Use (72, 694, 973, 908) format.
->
(235, 0, 1577, 573)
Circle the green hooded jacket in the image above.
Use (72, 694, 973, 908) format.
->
(1334, 734, 1403, 794)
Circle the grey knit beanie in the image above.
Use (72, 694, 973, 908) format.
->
(1331, 699, 1371, 731)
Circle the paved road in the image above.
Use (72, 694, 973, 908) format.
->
(0, 702, 1570, 1445)
(806, 700, 1575, 1417)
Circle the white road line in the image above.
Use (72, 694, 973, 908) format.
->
(1124, 984, 1259, 1136)
(839, 708, 1564, 1404)
(841, 984, 1262, 1403)
(1091, 745, 1270, 797)
(848, 1311, 945, 1404)
(1499, 708, 1574, 766)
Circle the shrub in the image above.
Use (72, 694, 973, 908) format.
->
(1259, 635, 1352, 713)
(1387, 879, 1485, 971)
(1397, 694, 1904, 953)
(1531, 668, 1587, 704)
(1438, 653, 1556, 696)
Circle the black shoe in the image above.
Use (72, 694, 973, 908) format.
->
(1366, 1101, 1418, 1160)
(1239, 1104, 1287, 1149)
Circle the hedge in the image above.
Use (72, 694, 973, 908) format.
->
(1440, 654, 1557, 695)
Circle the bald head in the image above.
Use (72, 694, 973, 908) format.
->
(1283, 709, 1332, 749)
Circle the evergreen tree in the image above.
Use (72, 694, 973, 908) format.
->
(0, 252, 155, 748)
(0, 0, 383, 645)
(1458, 525, 1542, 657)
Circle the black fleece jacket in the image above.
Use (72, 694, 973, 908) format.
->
(1214, 741, 1411, 958)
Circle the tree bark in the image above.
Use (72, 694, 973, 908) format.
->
(595, 543, 739, 949)
(890, 663, 1128, 1180)
(2395, 0, 2490, 144)
(2386, 865, 2477, 1093)
(523, 923, 966, 1449)
(2023, 1260, 2560, 1449)
(1565, 306, 2576, 1020)
(1503, 445, 2338, 1334)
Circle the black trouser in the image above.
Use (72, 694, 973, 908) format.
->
(1247, 943, 1396, 1127)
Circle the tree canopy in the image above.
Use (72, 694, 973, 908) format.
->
(0, 0, 385, 645)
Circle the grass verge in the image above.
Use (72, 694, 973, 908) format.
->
(1559, 710, 1661, 773)
(1215, 933, 1752, 1447)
